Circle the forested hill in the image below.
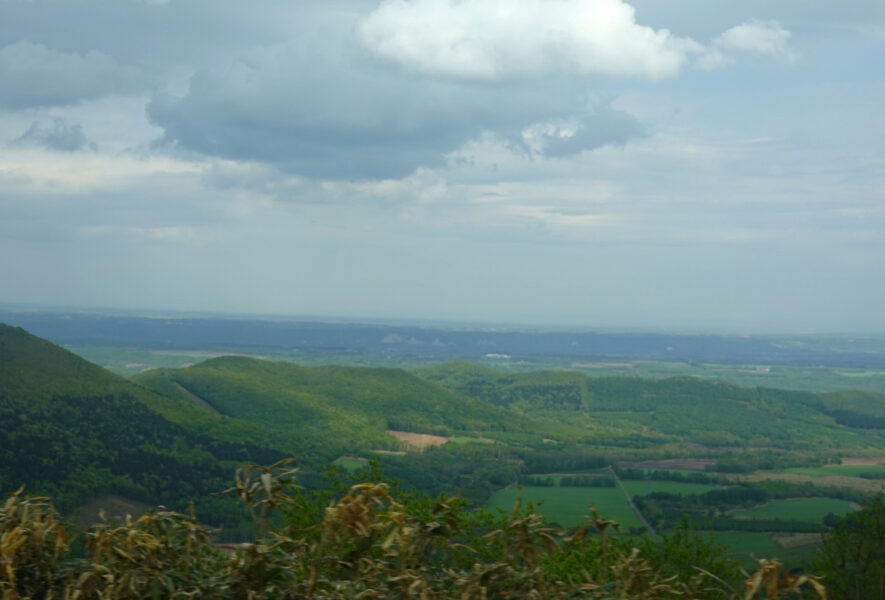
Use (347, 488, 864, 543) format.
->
(417, 361, 885, 452)
(0, 323, 280, 524)
(133, 356, 538, 445)
(819, 390, 885, 429)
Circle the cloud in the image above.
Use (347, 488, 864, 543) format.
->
(145, 4, 798, 182)
(12, 118, 94, 152)
(148, 31, 645, 181)
(718, 20, 796, 58)
(359, 0, 703, 80)
(0, 41, 143, 109)
(698, 20, 797, 69)
(522, 104, 644, 158)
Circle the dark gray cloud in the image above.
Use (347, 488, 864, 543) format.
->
(148, 29, 645, 180)
(0, 41, 142, 109)
(0, 1, 363, 75)
(12, 118, 93, 152)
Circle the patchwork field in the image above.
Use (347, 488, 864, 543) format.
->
(785, 464, 885, 478)
(620, 480, 719, 496)
(742, 471, 885, 493)
(620, 459, 715, 472)
(732, 498, 855, 522)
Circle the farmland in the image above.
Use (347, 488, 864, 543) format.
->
(620, 480, 719, 497)
(732, 498, 855, 522)
(785, 464, 885, 478)
(486, 485, 643, 529)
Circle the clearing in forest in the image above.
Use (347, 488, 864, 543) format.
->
(387, 430, 450, 450)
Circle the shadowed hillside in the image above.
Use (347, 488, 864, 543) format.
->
(0, 323, 280, 525)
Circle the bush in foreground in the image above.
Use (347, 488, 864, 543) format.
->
(1, 460, 825, 599)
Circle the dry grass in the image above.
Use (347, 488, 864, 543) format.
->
(386, 430, 450, 450)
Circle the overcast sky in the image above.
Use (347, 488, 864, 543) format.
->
(1, 0, 884, 333)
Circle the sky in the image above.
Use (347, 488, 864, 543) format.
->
(1, 0, 884, 333)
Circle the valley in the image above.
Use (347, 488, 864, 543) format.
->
(3, 313, 885, 575)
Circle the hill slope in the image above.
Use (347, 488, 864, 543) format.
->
(0, 323, 279, 522)
(819, 390, 885, 429)
(133, 357, 546, 450)
(417, 362, 884, 452)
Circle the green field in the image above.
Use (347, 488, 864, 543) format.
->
(621, 480, 719, 497)
(786, 465, 885, 478)
(711, 532, 780, 555)
(733, 498, 855, 522)
(485, 486, 641, 529)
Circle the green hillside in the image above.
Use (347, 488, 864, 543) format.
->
(134, 357, 541, 449)
(418, 362, 884, 452)
(819, 390, 885, 429)
(0, 324, 280, 525)
(133, 357, 598, 504)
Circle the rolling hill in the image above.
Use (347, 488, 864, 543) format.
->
(819, 390, 885, 429)
(0, 323, 280, 524)
(133, 356, 545, 449)
(417, 361, 885, 452)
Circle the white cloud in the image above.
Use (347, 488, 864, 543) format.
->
(698, 19, 797, 68)
(718, 20, 795, 57)
(359, 0, 703, 80)
(0, 145, 201, 194)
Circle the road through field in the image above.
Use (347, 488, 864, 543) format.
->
(608, 466, 656, 536)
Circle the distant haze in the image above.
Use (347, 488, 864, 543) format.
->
(1, 1, 883, 334)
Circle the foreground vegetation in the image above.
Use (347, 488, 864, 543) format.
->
(0, 461, 843, 600)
